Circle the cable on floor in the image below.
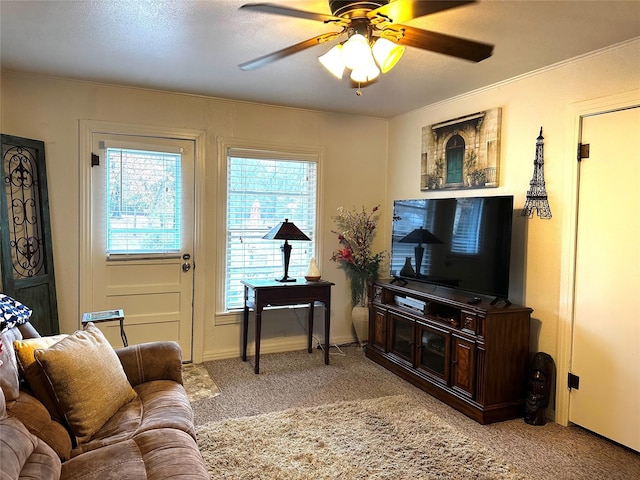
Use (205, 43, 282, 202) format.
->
(292, 305, 346, 356)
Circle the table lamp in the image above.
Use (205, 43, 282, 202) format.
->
(262, 219, 311, 282)
(399, 227, 442, 276)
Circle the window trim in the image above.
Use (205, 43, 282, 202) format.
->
(215, 137, 324, 323)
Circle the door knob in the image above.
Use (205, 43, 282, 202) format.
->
(182, 262, 191, 272)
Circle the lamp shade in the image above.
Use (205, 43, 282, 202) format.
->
(372, 37, 405, 73)
(262, 219, 311, 241)
(318, 44, 345, 79)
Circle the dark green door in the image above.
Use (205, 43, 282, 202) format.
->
(1, 135, 59, 335)
(446, 135, 464, 185)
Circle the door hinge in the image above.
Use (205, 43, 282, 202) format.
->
(568, 372, 580, 390)
(577, 143, 590, 162)
(91, 153, 100, 167)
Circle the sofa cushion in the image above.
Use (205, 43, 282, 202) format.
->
(0, 327, 23, 401)
(71, 380, 195, 456)
(62, 437, 147, 480)
(6, 390, 73, 461)
(0, 414, 61, 480)
(133, 428, 210, 479)
(13, 334, 68, 422)
(60, 428, 209, 480)
(34, 323, 137, 444)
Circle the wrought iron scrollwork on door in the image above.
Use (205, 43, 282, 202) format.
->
(1, 134, 59, 335)
(3, 145, 45, 278)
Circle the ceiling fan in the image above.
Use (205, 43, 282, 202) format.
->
(239, 0, 494, 87)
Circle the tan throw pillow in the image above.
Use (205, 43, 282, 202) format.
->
(13, 334, 68, 422)
(34, 323, 137, 443)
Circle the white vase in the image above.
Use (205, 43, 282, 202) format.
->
(351, 305, 369, 347)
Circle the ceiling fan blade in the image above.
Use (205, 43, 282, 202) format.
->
(239, 32, 341, 71)
(388, 24, 493, 62)
(240, 3, 345, 24)
(370, 0, 476, 24)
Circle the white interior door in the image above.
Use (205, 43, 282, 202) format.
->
(90, 133, 195, 361)
(570, 106, 640, 451)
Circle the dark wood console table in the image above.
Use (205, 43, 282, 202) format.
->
(241, 279, 334, 374)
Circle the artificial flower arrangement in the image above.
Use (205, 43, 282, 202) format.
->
(331, 205, 386, 306)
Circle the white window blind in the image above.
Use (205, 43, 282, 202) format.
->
(451, 198, 483, 254)
(106, 148, 181, 255)
(225, 149, 317, 310)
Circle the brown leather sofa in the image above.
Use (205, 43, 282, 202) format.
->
(0, 322, 209, 480)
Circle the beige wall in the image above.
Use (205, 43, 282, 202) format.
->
(387, 40, 640, 420)
(1, 39, 638, 400)
(0, 73, 389, 360)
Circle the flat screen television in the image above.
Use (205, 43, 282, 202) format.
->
(390, 195, 514, 300)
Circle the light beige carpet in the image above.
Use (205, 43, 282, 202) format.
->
(182, 363, 221, 403)
(196, 394, 522, 480)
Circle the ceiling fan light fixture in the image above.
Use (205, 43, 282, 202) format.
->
(372, 37, 405, 73)
(239, 1, 495, 84)
(319, 44, 345, 79)
(341, 33, 371, 70)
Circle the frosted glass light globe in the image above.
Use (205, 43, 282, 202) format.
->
(372, 38, 405, 73)
(318, 44, 345, 79)
(341, 34, 371, 70)
(350, 59, 380, 83)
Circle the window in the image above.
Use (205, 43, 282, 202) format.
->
(106, 148, 181, 255)
(451, 198, 483, 254)
(225, 148, 318, 311)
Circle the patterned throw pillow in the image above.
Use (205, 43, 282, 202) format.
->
(0, 294, 33, 334)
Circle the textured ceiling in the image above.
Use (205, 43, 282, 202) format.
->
(1, 1, 639, 118)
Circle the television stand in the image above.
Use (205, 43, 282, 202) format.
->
(367, 280, 532, 424)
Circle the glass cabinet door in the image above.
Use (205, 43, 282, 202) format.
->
(417, 323, 450, 383)
(389, 312, 414, 363)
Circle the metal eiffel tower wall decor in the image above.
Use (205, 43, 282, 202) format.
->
(522, 127, 552, 219)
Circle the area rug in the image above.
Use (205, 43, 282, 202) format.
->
(196, 395, 523, 480)
(182, 363, 221, 402)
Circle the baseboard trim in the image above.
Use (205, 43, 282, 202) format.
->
(201, 334, 357, 362)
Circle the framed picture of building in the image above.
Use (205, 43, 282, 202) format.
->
(420, 108, 502, 191)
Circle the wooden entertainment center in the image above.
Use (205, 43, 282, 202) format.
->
(366, 280, 532, 424)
